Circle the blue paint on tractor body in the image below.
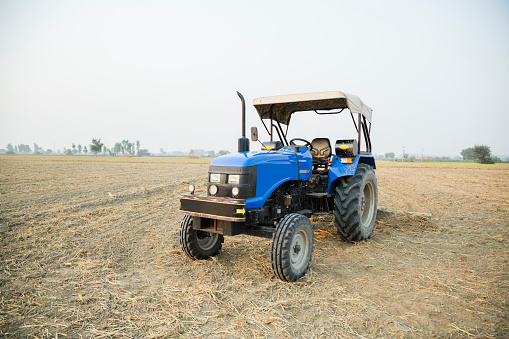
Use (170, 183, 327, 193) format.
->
(327, 154, 376, 195)
(210, 148, 375, 209)
(211, 147, 312, 209)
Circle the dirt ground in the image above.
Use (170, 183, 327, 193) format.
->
(0, 157, 508, 338)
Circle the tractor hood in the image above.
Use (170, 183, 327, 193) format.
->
(210, 149, 307, 168)
(210, 148, 313, 209)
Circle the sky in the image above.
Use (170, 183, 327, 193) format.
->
(1, 0, 508, 157)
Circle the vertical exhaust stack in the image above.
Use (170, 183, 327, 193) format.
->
(236, 91, 250, 152)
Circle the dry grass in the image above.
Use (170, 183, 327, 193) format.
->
(377, 160, 509, 170)
(0, 158, 508, 338)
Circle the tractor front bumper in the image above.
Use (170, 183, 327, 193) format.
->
(179, 194, 246, 236)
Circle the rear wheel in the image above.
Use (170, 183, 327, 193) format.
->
(271, 214, 314, 282)
(179, 215, 224, 259)
(334, 164, 378, 242)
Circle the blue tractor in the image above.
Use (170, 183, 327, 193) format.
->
(180, 91, 377, 282)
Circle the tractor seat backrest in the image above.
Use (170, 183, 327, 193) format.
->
(311, 138, 332, 159)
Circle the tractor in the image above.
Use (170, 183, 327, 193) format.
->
(179, 91, 377, 282)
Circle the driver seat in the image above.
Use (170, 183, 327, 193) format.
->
(311, 138, 331, 172)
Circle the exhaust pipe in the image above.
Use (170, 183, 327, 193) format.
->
(236, 91, 249, 152)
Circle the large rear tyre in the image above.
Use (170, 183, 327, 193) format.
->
(271, 214, 314, 282)
(179, 215, 224, 259)
(334, 164, 378, 242)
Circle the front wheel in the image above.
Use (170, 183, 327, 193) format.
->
(334, 164, 378, 242)
(271, 214, 314, 282)
(179, 215, 224, 259)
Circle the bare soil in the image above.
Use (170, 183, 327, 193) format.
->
(0, 158, 508, 338)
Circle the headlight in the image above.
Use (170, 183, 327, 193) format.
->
(210, 173, 220, 183)
(209, 184, 218, 195)
(232, 187, 239, 197)
(228, 174, 240, 184)
(188, 184, 195, 194)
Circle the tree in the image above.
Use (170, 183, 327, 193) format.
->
(90, 138, 104, 156)
(217, 150, 230, 156)
(78, 144, 82, 154)
(72, 143, 77, 154)
(34, 143, 41, 154)
(121, 140, 129, 154)
(138, 149, 150, 156)
(83, 146, 88, 154)
(65, 149, 73, 156)
(17, 144, 31, 153)
(461, 147, 474, 160)
(384, 152, 395, 159)
(208, 150, 215, 157)
(113, 142, 122, 156)
(136, 140, 140, 156)
(6, 144, 14, 154)
(129, 142, 135, 156)
(472, 145, 494, 164)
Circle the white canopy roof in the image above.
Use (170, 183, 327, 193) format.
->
(253, 91, 373, 124)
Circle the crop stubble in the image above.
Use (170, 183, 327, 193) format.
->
(0, 157, 508, 338)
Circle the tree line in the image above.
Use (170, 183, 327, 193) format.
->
(461, 145, 501, 164)
(87, 139, 150, 156)
(6, 143, 48, 155)
(4, 139, 150, 157)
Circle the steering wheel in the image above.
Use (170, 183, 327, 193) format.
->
(289, 138, 313, 150)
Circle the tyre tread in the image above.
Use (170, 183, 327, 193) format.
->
(179, 215, 224, 260)
(334, 164, 377, 242)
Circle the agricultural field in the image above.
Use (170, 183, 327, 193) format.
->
(0, 156, 508, 338)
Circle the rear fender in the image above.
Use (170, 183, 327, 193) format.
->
(328, 155, 376, 195)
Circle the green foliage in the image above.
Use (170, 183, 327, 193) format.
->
(90, 138, 104, 156)
(461, 147, 474, 160)
(6, 143, 14, 154)
(83, 146, 88, 154)
(384, 152, 395, 159)
(138, 149, 150, 156)
(472, 144, 494, 164)
(16, 144, 32, 153)
(217, 150, 230, 156)
(34, 143, 42, 154)
(65, 149, 73, 156)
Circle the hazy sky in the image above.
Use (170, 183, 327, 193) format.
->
(1, 0, 508, 157)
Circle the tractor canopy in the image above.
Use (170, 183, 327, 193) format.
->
(253, 91, 372, 125)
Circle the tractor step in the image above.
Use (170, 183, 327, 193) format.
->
(306, 192, 328, 198)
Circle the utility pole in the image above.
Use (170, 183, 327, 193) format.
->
(402, 147, 405, 162)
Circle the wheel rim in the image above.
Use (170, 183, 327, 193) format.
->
(290, 229, 310, 271)
(360, 181, 375, 227)
(195, 231, 218, 251)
